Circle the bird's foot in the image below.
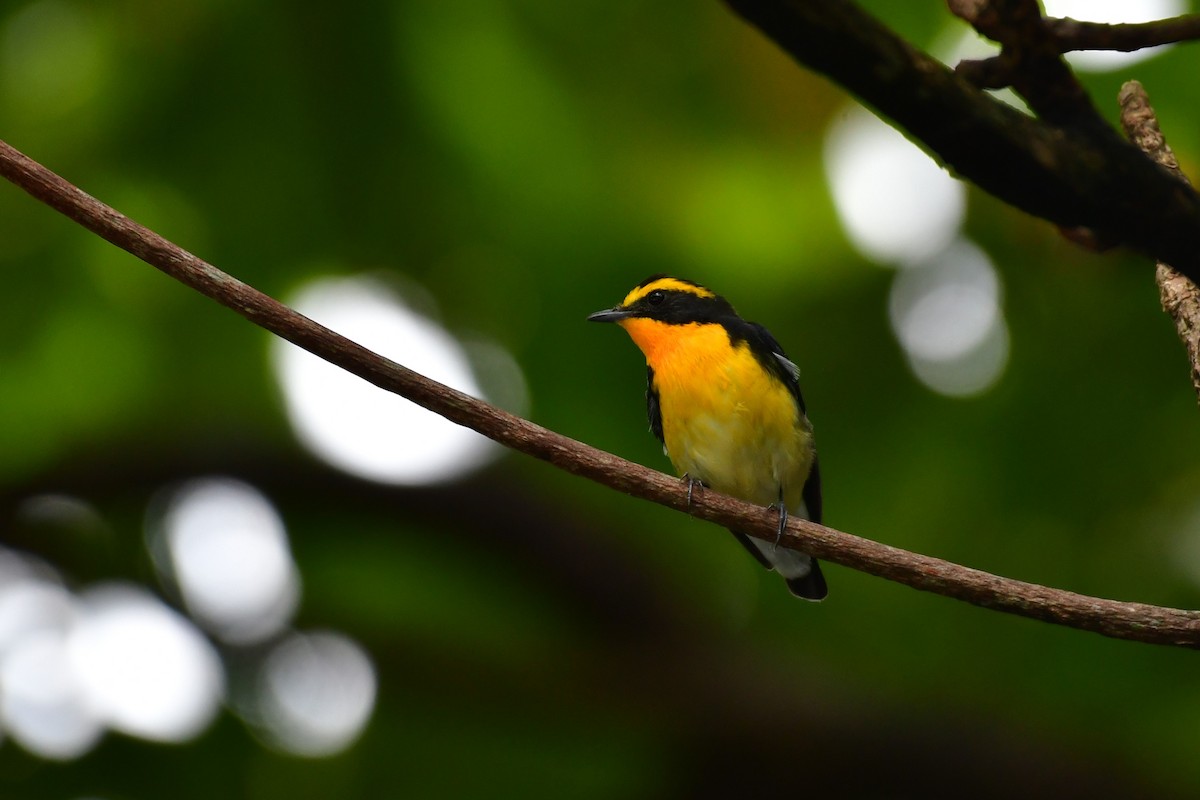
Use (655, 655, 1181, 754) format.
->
(683, 474, 705, 508)
(766, 502, 789, 552)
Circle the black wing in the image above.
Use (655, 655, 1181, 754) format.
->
(803, 455, 823, 525)
(646, 365, 664, 444)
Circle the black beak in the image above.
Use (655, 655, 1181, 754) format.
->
(587, 306, 631, 323)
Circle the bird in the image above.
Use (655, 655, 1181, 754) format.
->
(588, 274, 827, 600)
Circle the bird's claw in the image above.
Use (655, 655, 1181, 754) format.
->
(683, 474, 705, 507)
(767, 502, 788, 553)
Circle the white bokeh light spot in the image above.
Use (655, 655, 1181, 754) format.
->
(0, 630, 102, 760)
(67, 584, 224, 743)
(825, 107, 966, 265)
(0, 550, 100, 760)
(257, 631, 377, 757)
(889, 239, 1010, 397)
(273, 276, 500, 485)
(155, 478, 300, 645)
(889, 240, 1000, 362)
(907, 319, 1010, 398)
(0, 576, 74, 658)
(1043, 0, 1185, 72)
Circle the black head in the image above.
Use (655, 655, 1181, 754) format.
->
(587, 275, 737, 324)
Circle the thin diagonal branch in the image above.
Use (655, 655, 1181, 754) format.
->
(721, 0, 1200, 279)
(1119, 81, 1200, 405)
(2, 138, 1199, 647)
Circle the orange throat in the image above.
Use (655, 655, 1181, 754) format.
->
(618, 318, 703, 364)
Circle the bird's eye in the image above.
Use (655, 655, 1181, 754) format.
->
(647, 290, 665, 306)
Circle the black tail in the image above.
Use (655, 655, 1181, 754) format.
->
(786, 559, 827, 601)
(731, 530, 828, 601)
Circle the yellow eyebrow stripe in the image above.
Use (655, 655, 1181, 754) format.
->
(622, 277, 715, 306)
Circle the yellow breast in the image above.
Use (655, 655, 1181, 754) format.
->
(619, 318, 814, 510)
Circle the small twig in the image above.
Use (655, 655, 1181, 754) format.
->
(954, 13, 1200, 91)
(948, 0, 1104, 128)
(1049, 15, 1200, 53)
(2, 138, 1200, 647)
(953, 57, 1018, 91)
(1119, 81, 1200, 405)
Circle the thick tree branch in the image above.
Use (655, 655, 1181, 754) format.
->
(2, 138, 1199, 647)
(721, 0, 1200, 280)
(1119, 82, 1200, 405)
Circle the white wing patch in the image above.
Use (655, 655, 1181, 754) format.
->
(773, 352, 801, 382)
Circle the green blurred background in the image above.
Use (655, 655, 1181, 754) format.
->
(2, 0, 1200, 797)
